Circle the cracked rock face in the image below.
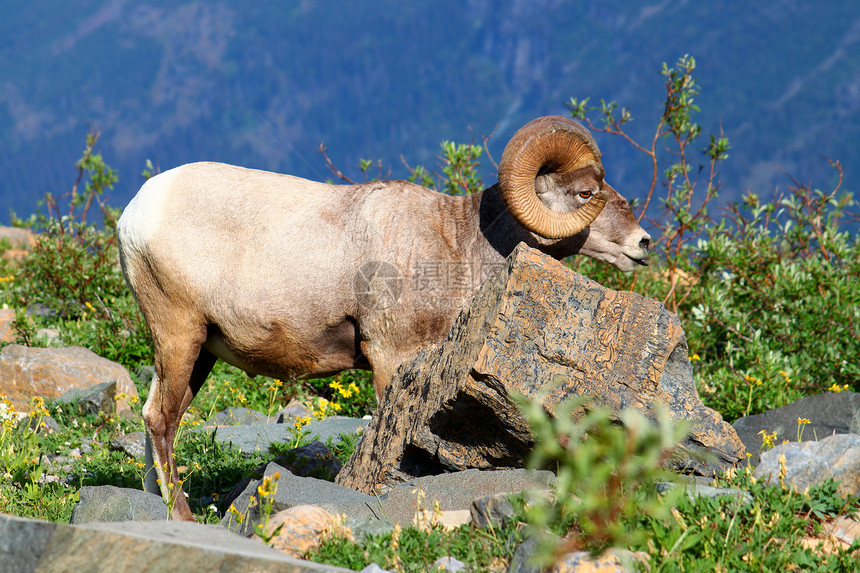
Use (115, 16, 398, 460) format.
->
(337, 244, 744, 494)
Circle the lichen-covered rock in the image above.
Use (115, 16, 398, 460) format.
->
(337, 244, 744, 493)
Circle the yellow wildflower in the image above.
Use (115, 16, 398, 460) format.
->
(257, 471, 281, 498)
(758, 429, 777, 450)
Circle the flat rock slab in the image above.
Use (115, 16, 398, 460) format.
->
(199, 417, 368, 454)
(0, 513, 350, 573)
(338, 245, 744, 493)
(733, 392, 860, 465)
(204, 406, 273, 427)
(222, 463, 552, 535)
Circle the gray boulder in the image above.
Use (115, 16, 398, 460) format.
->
(204, 406, 272, 427)
(373, 468, 553, 527)
(733, 392, 860, 465)
(109, 431, 147, 459)
(470, 492, 517, 529)
(69, 485, 168, 523)
(198, 416, 368, 455)
(272, 440, 342, 481)
(221, 463, 378, 536)
(754, 433, 860, 498)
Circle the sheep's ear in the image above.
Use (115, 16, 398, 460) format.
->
(532, 171, 569, 211)
(532, 167, 601, 217)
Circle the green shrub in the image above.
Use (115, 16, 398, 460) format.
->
(566, 55, 858, 419)
(4, 131, 153, 370)
(637, 470, 860, 571)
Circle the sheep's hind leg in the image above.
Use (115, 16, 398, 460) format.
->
(142, 328, 213, 521)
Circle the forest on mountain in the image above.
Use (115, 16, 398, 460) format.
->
(1, 0, 858, 219)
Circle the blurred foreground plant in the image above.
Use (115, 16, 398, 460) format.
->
(515, 394, 687, 564)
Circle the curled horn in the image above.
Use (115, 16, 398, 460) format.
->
(498, 116, 608, 239)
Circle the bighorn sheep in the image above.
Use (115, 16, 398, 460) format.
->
(117, 116, 650, 520)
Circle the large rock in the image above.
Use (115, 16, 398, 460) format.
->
(754, 433, 860, 498)
(337, 245, 744, 493)
(733, 392, 860, 465)
(0, 345, 139, 413)
(0, 225, 34, 248)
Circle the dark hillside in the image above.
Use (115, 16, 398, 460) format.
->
(1, 1, 858, 219)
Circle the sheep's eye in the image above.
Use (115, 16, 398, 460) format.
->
(578, 190, 593, 199)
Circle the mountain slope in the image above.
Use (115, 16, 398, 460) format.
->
(1, 1, 858, 220)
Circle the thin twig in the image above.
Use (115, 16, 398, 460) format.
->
(318, 143, 356, 184)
